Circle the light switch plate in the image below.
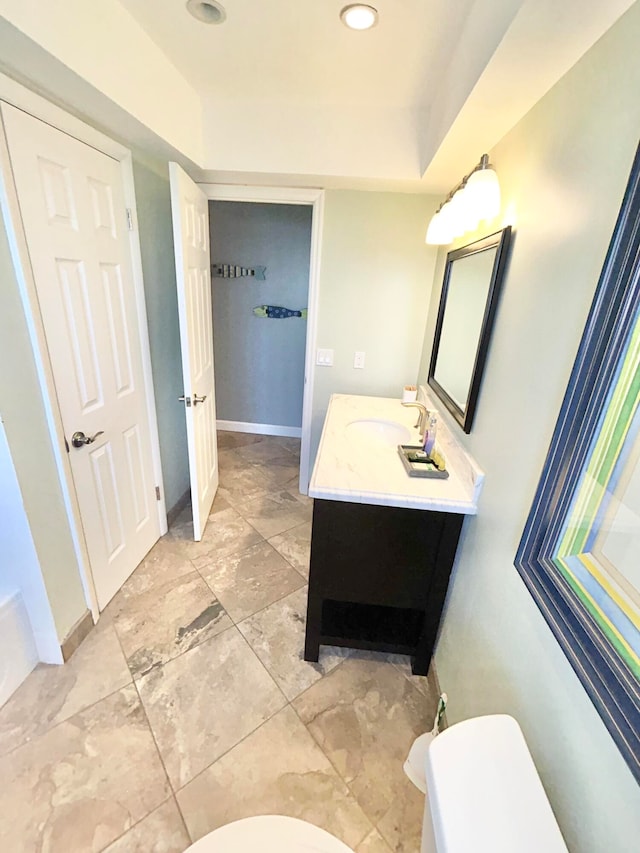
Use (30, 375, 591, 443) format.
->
(354, 351, 365, 369)
(316, 348, 334, 366)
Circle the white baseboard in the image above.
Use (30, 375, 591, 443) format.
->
(217, 420, 302, 438)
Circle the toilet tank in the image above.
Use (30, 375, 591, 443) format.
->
(422, 714, 568, 853)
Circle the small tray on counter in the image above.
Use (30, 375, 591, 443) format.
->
(397, 445, 449, 479)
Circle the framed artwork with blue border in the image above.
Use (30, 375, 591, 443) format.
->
(515, 143, 640, 782)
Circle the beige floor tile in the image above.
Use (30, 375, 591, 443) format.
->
(293, 657, 431, 826)
(356, 828, 394, 853)
(290, 486, 313, 506)
(199, 540, 305, 622)
(137, 627, 286, 789)
(236, 436, 299, 464)
(377, 775, 426, 853)
(170, 493, 230, 522)
(0, 686, 170, 852)
(0, 622, 131, 757)
(342, 649, 438, 707)
(229, 441, 279, 465)
(217, 446, 251, 472)
(114, 537, 196, 598)
(269, 521, 312, 578)
(258, 458, 302, 489)
(210, 493, 233, 515)
(102, 797, 190, 852)
(169, 506, 264, 564)
(238, 489, 312, 539)
(177, 705, 372, 849)
(392, 659, 440, 706)
(279, 474, 304, 493)
(217, 431, 264, 450)
(277, 436, 302, 456)
(238, 587, 348, 700)
(111, 571, 232, 679)
(217, 463, 273, 507)
(170, 504, 192, 527)
(218, 449, 255, 482)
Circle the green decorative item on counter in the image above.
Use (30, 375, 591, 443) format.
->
(397, 445, 449, 479)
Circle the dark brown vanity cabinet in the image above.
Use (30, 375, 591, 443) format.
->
(304, 498, 464, 675)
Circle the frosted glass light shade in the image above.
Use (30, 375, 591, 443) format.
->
(465, 166, 501, 222)
(445, 197, 465, 237)
(451, 186, 479, 233)
(426, 210, 451, 245)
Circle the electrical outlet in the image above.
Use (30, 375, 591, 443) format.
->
(354, 351, 365, 369)
(316, 348, 334, 366)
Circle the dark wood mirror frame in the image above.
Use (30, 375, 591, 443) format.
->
(428, 226, 512, 433)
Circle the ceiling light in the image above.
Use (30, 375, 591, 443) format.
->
(340, 4, 378, 30)
(186, 0, 226, 25)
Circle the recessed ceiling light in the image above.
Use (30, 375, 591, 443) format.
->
(186, 0, 226, 25)
(340, 4, 378, 30)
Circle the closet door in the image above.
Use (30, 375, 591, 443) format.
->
(169, 162, 218, 540)
(1, 103, 161, 608)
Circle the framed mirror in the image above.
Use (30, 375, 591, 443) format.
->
(428, 227, 512, 433)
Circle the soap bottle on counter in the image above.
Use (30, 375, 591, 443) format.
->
(423, 414, 437, 457)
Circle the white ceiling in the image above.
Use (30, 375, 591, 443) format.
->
(97, 0, 640, 189)
(118, 0, 476, 110)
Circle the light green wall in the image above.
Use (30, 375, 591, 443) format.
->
(420, 5, 640, 850)
(133, 159, 189, 513)
(0, 213, 86, 641)
(311, 190, 439, 464)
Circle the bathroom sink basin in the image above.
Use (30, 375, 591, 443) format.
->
(346, 418, 411, 445)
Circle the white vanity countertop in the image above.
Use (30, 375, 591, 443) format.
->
(309, 393, 485, 514)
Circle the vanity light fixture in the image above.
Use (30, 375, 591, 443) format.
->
(426, 154, 501, 245)
(340, 4, 378, 30)
(186, 0, 226, 25)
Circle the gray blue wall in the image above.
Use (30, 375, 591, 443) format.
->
(133, 159, 189, 512)
(209, 201, 312, 429)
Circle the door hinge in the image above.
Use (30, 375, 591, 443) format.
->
(126, 208, 134, 231)
(155, 486, 161, 501)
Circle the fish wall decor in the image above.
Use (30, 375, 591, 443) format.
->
(253, 305, 308, 319)
(212, 263, 266, 280)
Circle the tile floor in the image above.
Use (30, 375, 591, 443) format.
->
(0, 433, 439, 852)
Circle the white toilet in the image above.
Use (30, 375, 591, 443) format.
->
(185, 714, 568, 853)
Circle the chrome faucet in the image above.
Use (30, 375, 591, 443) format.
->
(402, 401, 430, 440)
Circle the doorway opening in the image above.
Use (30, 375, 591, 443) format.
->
(209, 200, 312, 444)
(198, 185, 324, 497)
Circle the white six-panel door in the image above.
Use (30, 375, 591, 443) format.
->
(1, 103, 161, 609)
(169, 163, 218, 540)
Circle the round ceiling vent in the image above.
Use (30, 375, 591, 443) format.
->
(186, 0, 226, 25)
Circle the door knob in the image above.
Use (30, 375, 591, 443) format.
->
(193, 394, 207, 405)
(71, 430, 104, 448)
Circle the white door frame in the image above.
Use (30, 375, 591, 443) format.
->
(200, 183, 324, 494)
(0, 73, 167, 620)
